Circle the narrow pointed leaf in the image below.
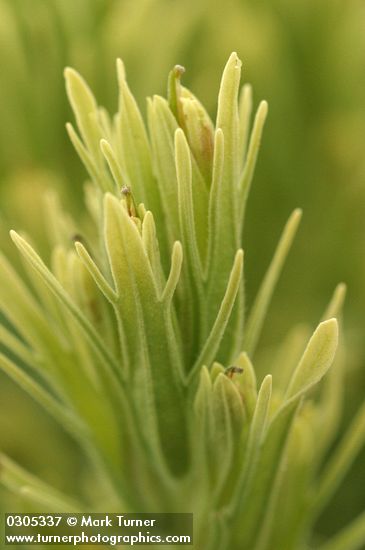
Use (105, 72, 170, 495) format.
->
(240, 100, 268, 214)
(244, 209, 302, 355)
(10, 231, 122, 388)
(147, 95, 180, 247)
(216, 51, 242, 185)
(100, 138, 127, 191)
(322, 283, 347, 321)
(161, 241, 183, 305)
(206, 128, 224, 277)
(64, 68, 104, 170)
(238, 83, 253, 165)
(175, 127, 204, 283)
(142, 211, 166, 295)
(190, 249, 244, 380)
(116, 58, 158, 214)
(75, 241, 118, 304)
(207, 54, 243, 321)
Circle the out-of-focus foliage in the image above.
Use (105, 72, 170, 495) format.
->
(0, 0, 364, 543)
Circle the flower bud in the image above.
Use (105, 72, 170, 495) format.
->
(169, 66, 214, 182)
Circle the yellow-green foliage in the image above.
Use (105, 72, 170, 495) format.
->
(1, 53, 365, 550)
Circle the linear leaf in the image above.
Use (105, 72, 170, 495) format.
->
(321, 283, 347, 321)
(161, 241, 183, 305)
(207, 54, 243, 322)
(238, 83, 253, 166)
(142, 211, 166, 295)
(244, 209, 302, 355)
(240, 100, 268, 217)
(147, 95, 180, 248)
(216, 51, 241, 186)
(206, 128, 225, 278)
(64, 68, 102, 165)
(100, 138, 127, 191)
(10, 231, 122, 388)
(175, 127, 204, 284)
(116, 59, 161, 219)
(75, 241, 118, 304)
(190, 249, 244, 380)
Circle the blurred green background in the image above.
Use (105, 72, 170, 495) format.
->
(0, 0, 364, 540)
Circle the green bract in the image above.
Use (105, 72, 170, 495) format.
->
(1, 53, 365, 550)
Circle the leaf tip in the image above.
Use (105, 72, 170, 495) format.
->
(227, 51, 242, 70)
(288, 208, 303, 232)
(174, 126, 186, 145)
(319, 317, 338, 339)
(9, 229, 20, 244)
(293, 207, 303, 219)
(74, 240, 84, 255)
(116, 58, 126, 84)
(99, 138, 110, 155)
(258, 99, 269, 117)
(63, 66, 74, 80)
(64, 67, 84, 91)
(173, 240, 183, 257)
(235, 248, 244, 264)
(336, 282, 347, 301)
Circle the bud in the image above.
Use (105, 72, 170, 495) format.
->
(168, 66, 214, 182)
